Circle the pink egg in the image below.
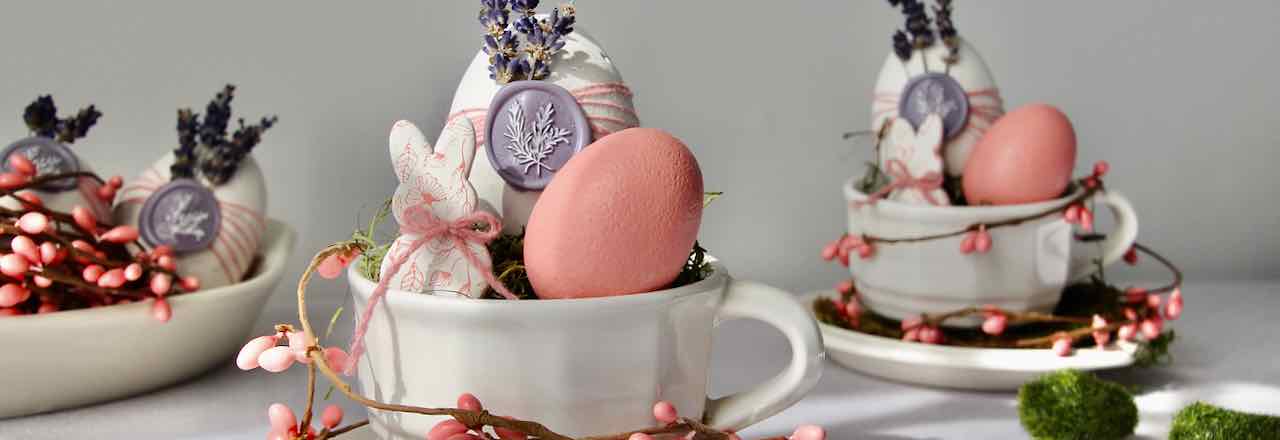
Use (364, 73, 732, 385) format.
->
(525, 128, 703, 299)
(962, 103, 1077, 205)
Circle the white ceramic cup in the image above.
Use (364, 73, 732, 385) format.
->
(844, 181, 1139, 324)
(347, 258, 823, 439)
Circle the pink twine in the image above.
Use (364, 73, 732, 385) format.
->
(344, 205, 517, 374)
(851, 159, 944, 208)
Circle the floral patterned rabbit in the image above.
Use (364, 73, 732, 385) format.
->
(382, 117, 494, 297)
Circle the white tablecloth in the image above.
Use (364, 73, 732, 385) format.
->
(2, 281, 1277, 439)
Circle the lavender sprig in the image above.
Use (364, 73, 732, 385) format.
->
(887, 0, 935, 62)
(22, 95, 102, 144)
(934, 0, 960, 64)
(479, 0, 576, 84)
(171, 85, 277, 185)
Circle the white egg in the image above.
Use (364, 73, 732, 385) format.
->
(446, 28, 639, 233)
(871, 38, 1003, 176)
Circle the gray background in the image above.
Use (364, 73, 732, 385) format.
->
(1, 1, 1277, 311)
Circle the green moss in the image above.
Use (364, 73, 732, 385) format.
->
(1169, 402, 1280, 439)
(1018, 370, 1137, 440)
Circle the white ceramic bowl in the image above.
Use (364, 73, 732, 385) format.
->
(0, 220, 295, 418)
(804, 291, 1137, 390)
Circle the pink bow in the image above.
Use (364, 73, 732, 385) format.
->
(852, 159, 945, 208)
(344, 205, 517, 374)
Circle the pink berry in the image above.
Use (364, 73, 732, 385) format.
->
(628, 434, 654, 440)
(959, 232, 976, 254)
(37, 302, 58, 314)
(856, 243, 875, 259)
(82, 265, 105, 283)
(320, 404, 343, 429)
(1165, 288, 1183, 320)
(1091, 315, 1111, 347)
(918, 326, 942, 344)
(179, 276, 200, 291)
(323, 347, 349, 369)
(458, 393, 483, 412)
(267, 403, 297, 433)
(72, 206, 98, 233)
(495, 421, 528, 440)
(427, 420, 469, 440)
(39, 242, 62, 265)
(100, 226, 139, 243)
(844, 298, 862, 318)
(97, 268, 126, 288)
(124, 263, 143, 281)
(1052, 337, 1073, 357)
(1063, 205, 1081, 223)
(33, 275, 52, 288)
(10, 236, 38, 264)
(107, 176, 124, 188)
(1141, 315, 1164, 339)
(0, 173, 28, 189)
(150, 273, 172, 295)
(152, 244, 174, 257)
(1118, 324, 1138, 341)
(237, 335, 280, 370)
(1079, 208, 1094, 232)
(151, 297, 172, 322)
(157, 255, 177, 271)
(901, 316, 923, 331)
(17, 212, 47, 234)
(1123, 247, 1138, 265)
(258, 346, 296, 373)
(901, 328, 920, 342)
(790, 425, 826, 440)
(0, 308, 22, 317)
(834, 279, 854, 294)
(1093, 161, 1110, 177)
(0, 254, 29, 278)
(0, 283, 30, 307)
(981, 313, 1008, 335)
(317, 254, 347, 280)
(974, 228, 992, 254)
(837, 253, 850, 267)
(1125, 287, 1148, 304)
(8, 154, 35, 176)
(831, 298, 847, 317)
(1146, 293, 1162, 309)
(820, 240, 839, 261)
(96, 185, 116, 202)
(15, 192, 42, 207)
(652, 401, 678, 424)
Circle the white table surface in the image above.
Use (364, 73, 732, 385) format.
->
(2, 281, 1277, 439)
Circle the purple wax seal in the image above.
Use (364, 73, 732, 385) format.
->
(897, 73, 970, 140)
(485, 80, 590, 191)
(138, 179, 222, 254)
(0, 136, 82, 191)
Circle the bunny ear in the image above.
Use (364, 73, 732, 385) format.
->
(435, 115, 477, 178)
(389, 120, 431, 184)
(915, 114, 944, 152)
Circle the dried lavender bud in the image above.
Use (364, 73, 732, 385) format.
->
(484, 30, 519, 60)
(171, 86, 276, 185)
(171, 109, 201, 179)
(892, 30, 913, 61)
(489, 53, 529, 84)
(934, 0, 959, 59)
(23, 96, 58, 138)
(22, 96, 101, 144)
(56, 105, 102, 144)
(199, 85, 234, 147)
(511, 0, 539, 16)
(479, 1, 510, 37)
(481, 0, 575, 85)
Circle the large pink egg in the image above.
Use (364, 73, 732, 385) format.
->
(525, 128, 703, 299)
(962, 104, 1077, 205)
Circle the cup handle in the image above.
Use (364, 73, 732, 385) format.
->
(703, 278, 825, 431)
(1068, 191, 1140, 281)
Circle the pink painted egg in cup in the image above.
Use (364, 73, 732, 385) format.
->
(962, 103, 1077, 205)
(525, 128, 704, 299)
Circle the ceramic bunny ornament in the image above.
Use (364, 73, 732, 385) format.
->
(381, 117, 493, 297)
(447, 29, 639, 233)
(879, 115, 950, 206)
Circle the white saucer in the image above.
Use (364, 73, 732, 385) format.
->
(803, 290, 1138, 391)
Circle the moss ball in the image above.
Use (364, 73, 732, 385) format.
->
(1169, 402, 1280, 439)
(1017, 370, 1137, 440)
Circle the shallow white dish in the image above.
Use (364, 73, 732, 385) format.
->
(802, 290, 1137, 391)
(0, 220, 295, 418)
